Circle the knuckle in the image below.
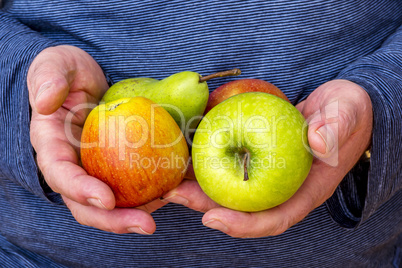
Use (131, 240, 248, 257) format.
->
(270, 219, 290, 236)
(35, 155, 60, 194)
(66, 201, 125, 234)
(103, 222, 123, 234)
(198, 199, 216, 213)
(223, 224, 251, 238)
(64, 200, 87, 227)
(338, 110, 356, 137)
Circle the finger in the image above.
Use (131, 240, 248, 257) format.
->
(27, 48, 71, 115)
(137, 198, 168, 213)
(31, 119, 116, 209)
(43, 159, 116, 210)
(63, 196, 161, 235)
(295, 100, 305, 113)
(298, 98, 340, 157)
(306, 101, 358, 160)
(163, 180, 220, 212)
(202, 205, 300, 238)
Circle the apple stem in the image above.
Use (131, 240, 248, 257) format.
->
(199, 68, 241, 83)
(108, 100, 125, 111)
(243, 152, 249, 182)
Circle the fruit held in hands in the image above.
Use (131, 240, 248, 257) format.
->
(192, 92, 312, 212)
(81, 97, 189, 207)
(101, 69, 241, 131)
(205, 79, 289, 114)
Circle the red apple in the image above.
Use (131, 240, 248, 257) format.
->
(205, 79, 290, 114)
(80, 97, 189, 207)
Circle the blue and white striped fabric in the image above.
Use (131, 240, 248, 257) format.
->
(0, 1, 401, 267)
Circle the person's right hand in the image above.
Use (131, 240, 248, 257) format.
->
(27, 45, 166, 235)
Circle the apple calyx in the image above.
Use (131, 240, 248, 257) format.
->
(199, 68, 241, 83)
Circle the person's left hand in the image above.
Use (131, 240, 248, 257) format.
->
(163, 79, 373, 238)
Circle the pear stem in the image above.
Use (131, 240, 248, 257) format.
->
(199, 68, 241, 83)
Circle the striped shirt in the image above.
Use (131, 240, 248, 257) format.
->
(0, 1, 401, 267)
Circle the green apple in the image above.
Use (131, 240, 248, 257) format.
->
(192, 92, 312, 212)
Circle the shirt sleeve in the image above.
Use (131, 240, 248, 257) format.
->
(0, 12, 63, 203)
(326, 23, 402, 228)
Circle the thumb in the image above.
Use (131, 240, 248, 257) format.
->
(306, 101, 356, 165)
(27, 48, 71, 115)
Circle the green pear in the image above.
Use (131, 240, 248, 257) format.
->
(101, 69, 241, 133)
(101, 77, 159, 102)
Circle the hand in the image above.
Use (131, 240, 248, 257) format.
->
(163, 79, 373, 238)
(28, 45, 166, 235)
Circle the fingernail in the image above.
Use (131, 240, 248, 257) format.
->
(87, 198, 107, 210)
(36, 82, 53, 102)
(204, 219, 228, 232)
(163, 194, 189, 205)
(316, 125, 335, 154)
(127, 226, 152, 235)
